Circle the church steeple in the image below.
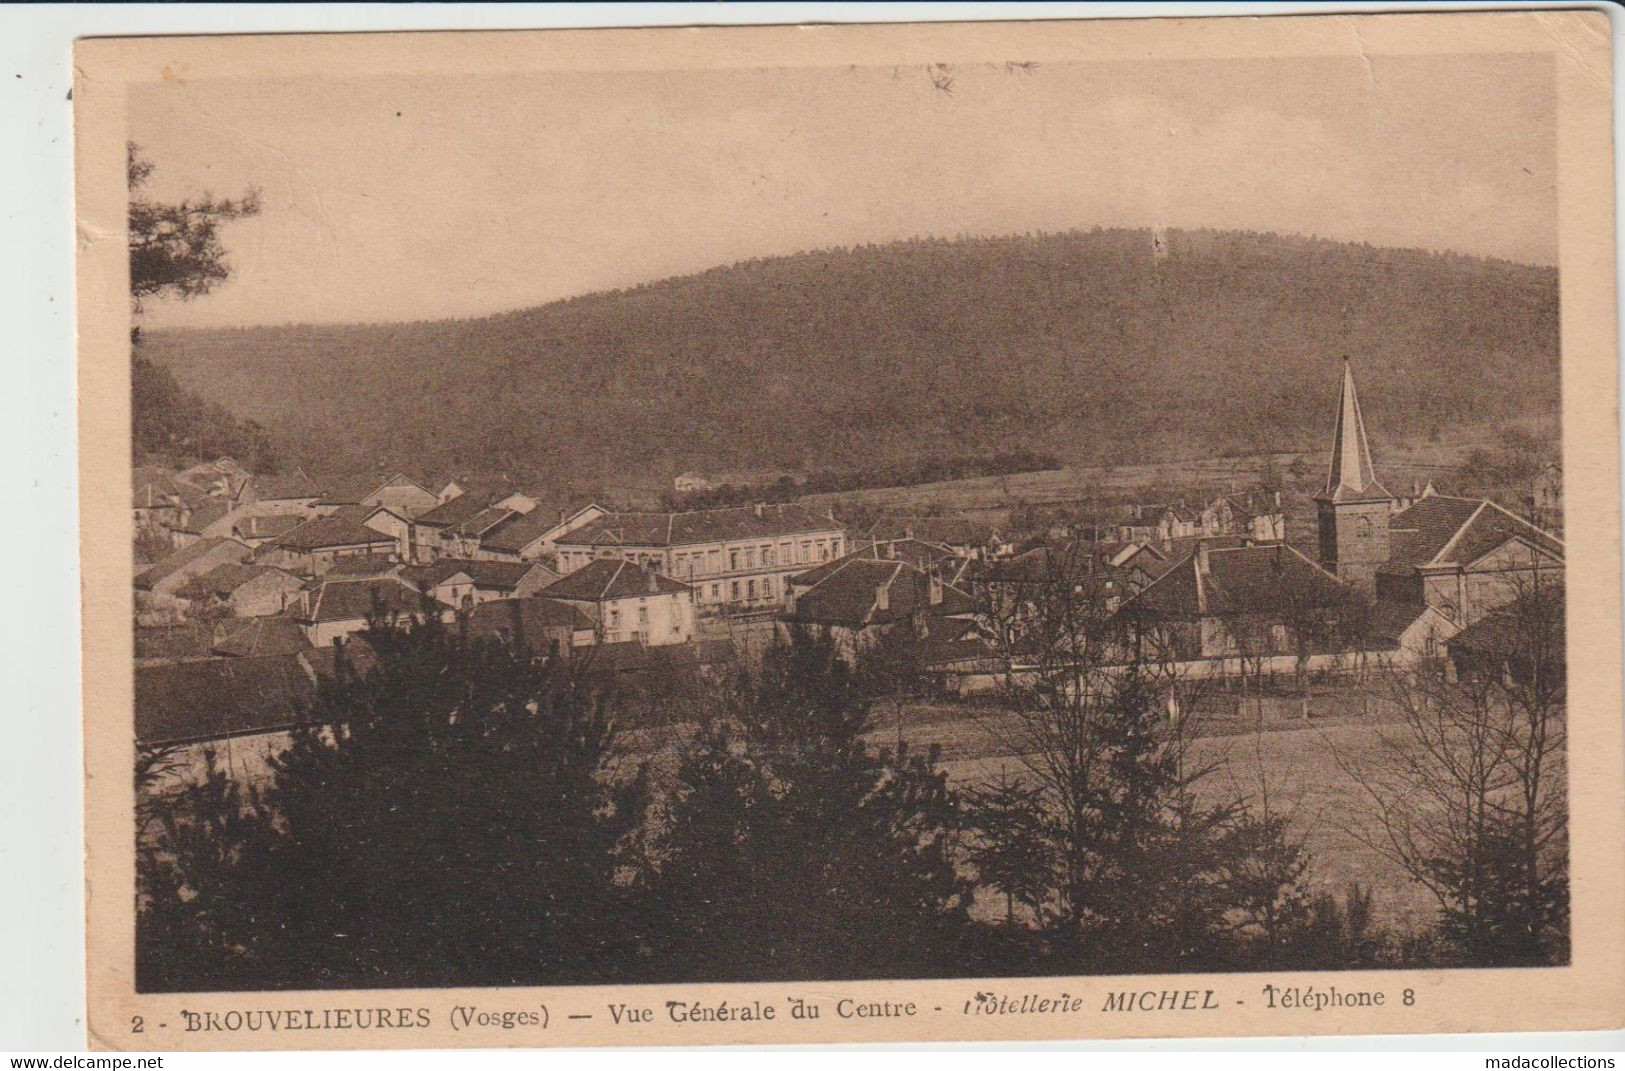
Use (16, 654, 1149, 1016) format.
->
(1320, 358, 1390, 503)
(1314, 359, 1394, 594)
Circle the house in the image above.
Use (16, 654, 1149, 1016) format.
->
(1446, 589, 1566, 688)
(243, 469, 323, 515)
(134, 644, 379, 784)
(212, 614, 314, 658)
(322, 502, 414, 560)
(323, 556, 406, 581)
(475, 503, 607, 563)
(1362, 600, 1459, 664)
(1373, 495, 1564, 628)
(134, 621, 218, 664)
(867, 517, 996, 559)
(1209, 489, 1287, 542)
(295, 576, 453, 646)
(135, 537, 252, 598)
(1112, 503, 1172, 544)
(781, 555, 980, 661)
(175, 562, 305, 618)
(136, 653, 316, 749)
(837, 537, 973, 582)
(539, 559, 695, 646)
(254, 515, 399, 578)
(674, 472, 714, 494)
(1528, 462, 1564, 533)
(572, 637, 735, 685)
(554, 503, 848, 614)
(315, 472, 441, 520)
(464, 596, 597, 658)
(229, 512, 307, 548)
(133, 468, 200, 533)
(400, 558, 558, 610)
(409, 484, 540, 561)
(1115, 542, 1350, 662)
(175, 457, 252, 503)
(168, 498, 244, 546)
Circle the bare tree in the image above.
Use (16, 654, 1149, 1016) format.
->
(1333, 572, 1567, 964)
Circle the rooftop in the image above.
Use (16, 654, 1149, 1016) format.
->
(556, 503, 844, 548)
(542, 559, 691, 601)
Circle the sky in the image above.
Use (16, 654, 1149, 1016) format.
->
(127, 51, 1557, 328)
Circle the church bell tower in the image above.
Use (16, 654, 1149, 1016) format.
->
(1313, 360, 1394, 594)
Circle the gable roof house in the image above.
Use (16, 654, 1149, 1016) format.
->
(167, 497, 250, 546)
(133, 468, 205, 533)
(409, 484, 540, 561)
(175, 562, 306, 619)
(1446, 588, 1566, 689)
(315, 472, 441, 520)
(1115, 542, 1351, 663)
(295, 576, 453, 646)
(254, 515, 399, 578)
(540, 559, 696, 647)
(135, 537, 253, 599)
(401, 557, 559, 610)
(1373, 494, 1564, 627)
(228, 512, 307, 547)
(781, 555, 980, 662)
(475, 502, 608, 563)
(243, 469, 323, 514)
(211, 614, 315, 658)
(867, 517, 998, 559)
(465, 596, 597, 658)
(136, 654, 317, 750)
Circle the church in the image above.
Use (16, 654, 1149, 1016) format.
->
(1314, 361, 1564, 629)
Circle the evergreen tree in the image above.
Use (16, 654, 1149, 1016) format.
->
(136, 614, 650, 990)
(651, 627, 973, 981)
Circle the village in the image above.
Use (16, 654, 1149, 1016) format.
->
(132, 359, 1566, 799)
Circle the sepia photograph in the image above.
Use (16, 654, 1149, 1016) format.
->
(72, 9, 1623, 1049)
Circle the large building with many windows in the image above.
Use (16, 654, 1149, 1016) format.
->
(552, 503, 848, 612)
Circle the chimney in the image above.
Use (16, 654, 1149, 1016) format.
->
(1195, 540, 1210, 578)
(648, 568, 658, 594)
(1273, 490, 1281, 509)
(754, 503, 764, 518)
(929, 570, 944, 606)
(876, 575, 890, 613)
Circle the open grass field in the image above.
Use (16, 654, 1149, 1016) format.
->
(868, 698, 1442, 935)
(800, 434, 1497, 529)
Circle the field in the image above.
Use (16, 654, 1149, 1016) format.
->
(800, 434, 1499, 530)
(868, 697, 1441, 936)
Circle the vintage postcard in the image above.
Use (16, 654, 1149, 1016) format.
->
(76, 11, 1623, 1050)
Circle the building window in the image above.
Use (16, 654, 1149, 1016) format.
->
(711, 584, 720, 600)
(761, 575, 774, 599)
(730, 581, 740, 601)
(762, 545, 775, 566)
(747, 579, 757, 600)
(638, 605, 649, 625)
(729, 549, 740, 571)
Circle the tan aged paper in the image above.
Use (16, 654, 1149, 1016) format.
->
(77, 11, 1622, 1050)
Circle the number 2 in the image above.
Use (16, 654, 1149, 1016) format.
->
(131, 1015, 144, 1033)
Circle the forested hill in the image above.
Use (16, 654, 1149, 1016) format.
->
(143, 228, 1559, 495)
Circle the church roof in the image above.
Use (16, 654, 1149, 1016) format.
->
(1317, 360, 1392, 504)
(1381, 495, 1564, 573)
